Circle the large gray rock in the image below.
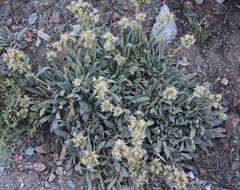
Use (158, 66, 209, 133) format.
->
(151, 5, 177, 46)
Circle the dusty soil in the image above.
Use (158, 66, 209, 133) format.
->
(0, 0, 239, 189)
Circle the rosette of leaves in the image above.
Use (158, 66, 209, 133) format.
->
(19, 2, 227, 190)
(0, 27, 27, 51)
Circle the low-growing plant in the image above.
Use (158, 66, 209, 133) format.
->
(0, 27, 27, 50)
(192, 19, 211, 44)
(0, 71, 40, 160)
(2, 0, 227, 189)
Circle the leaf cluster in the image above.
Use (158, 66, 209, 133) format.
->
(0, 27, 27, 50)
(25, 19, 228, 189)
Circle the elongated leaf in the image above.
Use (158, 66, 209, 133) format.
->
(163, 141, 171, 159)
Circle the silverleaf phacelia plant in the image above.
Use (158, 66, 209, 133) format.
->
(2, 0, 227, 189)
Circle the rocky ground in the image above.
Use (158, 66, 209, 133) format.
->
(0, 0, 240, 189)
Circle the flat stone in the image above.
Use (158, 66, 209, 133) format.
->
(28, 13, 38, 25)
(35, 144, 50, 154)
(37, 30, 51, 41)
(66, 180, 76, 189)
(25, 147, 34, 156)
(51, 12, 61, 24)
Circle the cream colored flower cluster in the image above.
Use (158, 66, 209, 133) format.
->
(114, 54, 126, 65)
(73, 79, 81, 87)
(52, 33, 76, 52)
(150, 159, 162, 175)
(172, 169, 188, 190)
(163, 86, 178, 100)
(93, 76, 109, 100)
(181, 34, 195, 48)
(2, 48, 30, 73)
(47, 51, 57, 62)
(68, 0, 99, 27)
(118, 13, 145, 30)
(17, 95, 33, 119)
(193, 85, 223, 109)
(112, 139, 129, 160)
(80, 30, 96, 48)
(82, 151, 98, 169)
(158, 12, 174, 25)
(128, 116, 149, 145)
(72, 132, 87, 148)
(103, 32, 118, 51)
(164, 165, 188, 190)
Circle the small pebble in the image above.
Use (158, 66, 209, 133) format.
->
(56, 167, 64, 176)
(66, 180, 76, 189)
(92, 8, 98, 14)
(56, 161, 62, 166)
(234, 170, 240, 178)
(0, 7, 5, 15)
(0, 166, 5, 173)
(205, 184, 212, 190)
(216, 0, 225, 3)
(45, 181, 50, 188)
(35, 38, 41, 47)
(31, 142, 37, 148)
(221, 78, 229, 86)
(25, 147, 34, 156)
(16, 140, 23, 146)
(195, 0, 204, 4)
(37, 30, 51, 41)
(187, 171, 195, 179)
(48, 172, 56, 182)
(51, 12, 61, 24)
(6, 18, 12, 26)
(28, 13, 38, 25)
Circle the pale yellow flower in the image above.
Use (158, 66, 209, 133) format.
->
(118, 17, 130, 29)
(73, 79, 81, 87)
(47, 51, 57, 62)
(82, 151, 98, 169)
(181, 34, 195, 48)
(114, 54, 126, 65)
(163, 86, 178, 100)
(101, 100, 113, 112)
(72, 132, 87, 148)
(136, 13, 146, 23)
(158, 12, 174, 25)
(114, 107, 123, 116)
